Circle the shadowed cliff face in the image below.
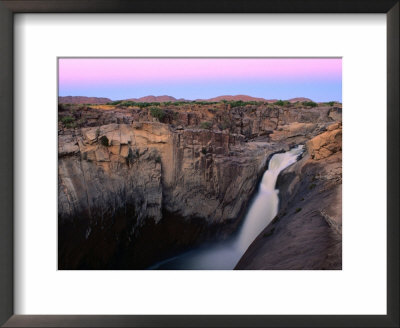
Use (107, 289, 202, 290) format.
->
(59, 123, 271, 225)
(58, 123, 274, 269)
(58, 103, 341, 269)
(235, 123, 342, 270)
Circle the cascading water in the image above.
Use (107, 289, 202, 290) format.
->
(234, 145, 304, 254)
(151, 145, 304, 270)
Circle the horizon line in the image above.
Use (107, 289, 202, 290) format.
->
(58, 94, 342, 103)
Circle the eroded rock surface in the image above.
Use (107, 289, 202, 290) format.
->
(58, 102, 341, 269)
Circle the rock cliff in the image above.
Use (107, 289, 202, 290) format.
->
(59, 122, 276, 268)
(58, 102, 341, 269)
(59, 122, 273, 225)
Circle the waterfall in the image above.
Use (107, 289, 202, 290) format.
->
(235, 145, 304, 253)
(151, 145, 304, 270)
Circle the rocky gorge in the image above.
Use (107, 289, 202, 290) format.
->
(58, 99, 342, 269)
(236, 122, 342, 269)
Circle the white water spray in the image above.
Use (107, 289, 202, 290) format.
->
(235, 145, 304, 253)
(151, 145, 304, 270)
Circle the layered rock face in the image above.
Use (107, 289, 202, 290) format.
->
(58, 102, 341, 269)
(236, 123, 342, 270)
(59, 122, 275, 269)
(59, 122, 272, 225)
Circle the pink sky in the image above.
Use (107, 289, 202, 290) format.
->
(58, 58, 342, 101)
(59, 58, 341, 84)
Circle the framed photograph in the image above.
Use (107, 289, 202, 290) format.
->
(0, 1, 398, 327)
(57, 57, 342, 271)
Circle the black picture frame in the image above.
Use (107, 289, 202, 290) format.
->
(0, 1, 398, 327)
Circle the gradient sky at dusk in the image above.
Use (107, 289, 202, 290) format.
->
(58, 58, 342, 102)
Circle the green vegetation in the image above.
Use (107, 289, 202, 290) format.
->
(60, 116, 77, 128)
(120, 101, 136, 107)
(309, 183, 317, 190)
(99, 135, 109, 147)
(172, 101, 187, 106)
(274, 100, 285, 106)
(201, 147, 208, 155)
(243, 101, 262, 106)
(200, 121, 213, 130)
(150, 107, 166, 121)
(302, 101, 318, 107)
(229, 100, 246, 108)
(222, 100, 263, 108)
(105, 99, 272, 109)
(60, 116, 74, 124)
(326, 101, 336, 106)
(139, 102, 161, 108)
(274, 100, 291, 106)
(119, 101, 144, 107)
(107, 100, 123, 105)
(107, 101, 163, 108)
(195, 101, 218, 105)
(295, 208, 302, 213)
(155, 155, 162, 163)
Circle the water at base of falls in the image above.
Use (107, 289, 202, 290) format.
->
(150, 145, 305, 270)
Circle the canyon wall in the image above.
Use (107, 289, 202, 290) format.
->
(58, 103, 341, 269)
(59, 122, 273, 226)
(59, 123, 273, 268)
